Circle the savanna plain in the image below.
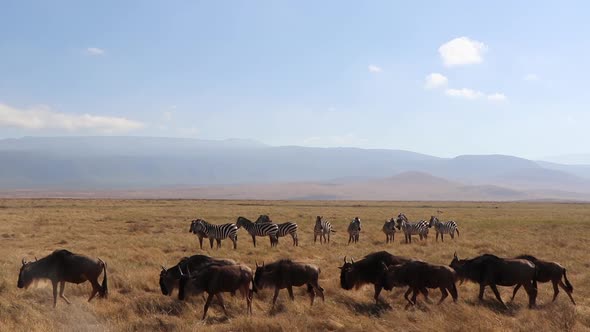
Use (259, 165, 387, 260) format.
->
(0, 199, 589, 332)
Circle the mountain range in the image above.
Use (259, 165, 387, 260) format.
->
(1, 136, 588, 201)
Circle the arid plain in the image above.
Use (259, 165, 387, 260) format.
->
(0, 199, 588, 331)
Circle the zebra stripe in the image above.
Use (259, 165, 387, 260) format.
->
(236, 216, 279, 247)
(428, 216, 459, 242)
(382, 218, 397, 243)
(395, 213, 429, 243)
(254, 215, 299, 246)
(347, 217, 361, 244)
(190, 219, 238, 249)
(314, 216, 334, 244)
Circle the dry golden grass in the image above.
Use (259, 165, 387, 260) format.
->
(0, 199, 589, 331)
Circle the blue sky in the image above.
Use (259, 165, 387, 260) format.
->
(1, 1, 589, 159)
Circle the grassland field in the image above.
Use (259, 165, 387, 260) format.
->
(0, 199, 589, 332)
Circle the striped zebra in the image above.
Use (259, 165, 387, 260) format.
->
(382, 218, 397, 244)
(314, 216, 335, 244)
(428, 216, 460, 242)
(347, 217, 361, 244)
(190, 219, 238, 249)
(236, 216, 279, 247)
(255, 215, 299, 246)
(395, 213, 429, 244)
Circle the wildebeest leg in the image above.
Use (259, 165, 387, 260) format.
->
(247, 288, 253, 315)
(410, 288, 419, 306)
(558, 280, 576, 305)
(489, 284, 508, 309)
(88, 278, 101, 302)
(374, 284, 383, 304)
(478, 284, 486, 301)
(287, 286, 295, 301)
(52, 280, 58, 308)
(450, 283, 458, 302)
(59, 281, 71, 304)
(420, 288, 432, 304)
(511, 284, 522, 301)
(215, 294, 228, 316)
(272, 288, 280, 307)
(202, 293, 215, 320)
(251, 234, 256, 247)
(403, 287, 414, 309)
(438, 287, 448, 304)
(523, 281, 537, 308)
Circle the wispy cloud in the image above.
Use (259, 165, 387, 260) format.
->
(487, 93, 507, 102)
(445, 88, 484, 99)
(439, 37, 487, 67)
(85, 47, 105, 56)
(368, 65, 382, 73)
(425, 73, 448, 89)
(0, 103, 143, 133)
(524, 73, 539, 81)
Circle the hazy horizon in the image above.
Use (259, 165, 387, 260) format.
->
(1, 2, 589, 160)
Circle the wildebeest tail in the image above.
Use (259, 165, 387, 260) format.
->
(99, 258, 108, 298)
(563, 269, 573, 293)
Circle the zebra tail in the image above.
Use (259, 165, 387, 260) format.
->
(455, 228, 460, 237)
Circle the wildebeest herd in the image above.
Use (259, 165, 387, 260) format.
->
(16, 211, 576, 322)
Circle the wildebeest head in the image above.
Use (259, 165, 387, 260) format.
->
(159, 266, 175, 296)
(253, 261, 269, 291)
(378, 262, 400, 291)
(177, 267, 197, 301)
(338, 256, 357, 290)
(17, 259, 34, 289)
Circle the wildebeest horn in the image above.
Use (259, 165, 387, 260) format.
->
(178, 266, 184, 276)
(21, 258, 26, 265)
(35, 257, 38, 261)
(161, 265, 167, 271)
(343, 256, 347, 264)
(255, 261, 259, 268)
(351, 257, 355, 264)
(453, 252, 458, 259)
(186, 267, 191, 277)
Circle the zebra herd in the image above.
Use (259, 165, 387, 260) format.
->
(188, 213, 459, 249)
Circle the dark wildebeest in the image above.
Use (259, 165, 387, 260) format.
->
(17, 249, 108, 307)
(450, 253, 537, 309)
(178, 264, 253, 320)
(159, 255, 235, 296)
(512, 255, 575, 305)
(339, 251, 411, 303)
(253, 259, 324, 308)
(378, 260, 458, 309)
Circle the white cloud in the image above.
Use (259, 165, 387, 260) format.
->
(438, 37, 487, 67)
(0, 103, 143, 133)
(425, 73, 448, 89)
(487, 93, 507, 102)
(445, 88, 484, 99)
(86, 47, 105, 55)
(163, 111, 173, 121)
(368, 65, 382, 73)
(524, 73, 539, 81)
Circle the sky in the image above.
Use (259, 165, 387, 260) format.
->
(1, 1, 589, 159)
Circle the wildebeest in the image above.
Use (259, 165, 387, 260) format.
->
(17, 249, 108, 307)
(339, 251, 411, 303)
(512, 255, 575, 305)
(253, 259, 324, 307)
(378, 260, 458, 308)
(159, 255, 236, 296)
(450, 253, 537, 309)
(178, 263, 253, 320)
(382, 218, 397, 244)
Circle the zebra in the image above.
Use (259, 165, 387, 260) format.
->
(314, 216, 335, 244)
(428, 216, 459, 242)
(190, 219, 238, 249)
(382, 218, 397, 243)
(236, 216, 279, 247)
(395, 213, 429, 244)
(347, 217, 361, 244)
(255, 215, 299, 246)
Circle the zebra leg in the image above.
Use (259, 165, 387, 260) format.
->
(209, 238, 214, 249)
(441, 233, 444, 242)
(198, 236, 204, 249)
(436, 233, 439, 242)
(216, 239, 222, 248)
(251, 234, 256, 247)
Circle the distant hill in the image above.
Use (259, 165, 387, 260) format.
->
(0, 136, 588, 201)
